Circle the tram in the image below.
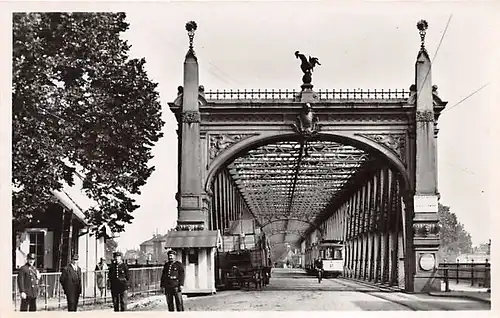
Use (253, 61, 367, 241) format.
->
(305, 240, 344, 278)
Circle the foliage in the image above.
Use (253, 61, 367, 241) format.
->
(438, 203, 473, 261)
(124, 249, 148, 263)
(12, 12, 164, 234)
(105, 238, 118, 260)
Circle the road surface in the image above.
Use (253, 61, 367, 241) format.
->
(128, 268, 490, 311)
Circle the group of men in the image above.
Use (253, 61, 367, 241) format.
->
(16, 248, 186, 312)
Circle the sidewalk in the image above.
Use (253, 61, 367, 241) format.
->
(342, 277, 491, 304)
(98, 290, 246, 311)
(429, 282, 491, 304)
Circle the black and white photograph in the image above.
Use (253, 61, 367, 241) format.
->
(2, 0, 498, 314)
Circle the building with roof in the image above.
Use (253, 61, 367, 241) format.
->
(13, 174, 107, 297)
(164, 230, 221, 294)
(139, 234, 169, 263)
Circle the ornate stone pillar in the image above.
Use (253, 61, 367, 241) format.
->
(411, 20, 441, 292)
(177, 21, 205, 229)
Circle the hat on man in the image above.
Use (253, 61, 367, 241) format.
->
(165, 248, 176, 255)
(27, 253, 36, 260)
(113, 251, 122, 257)
(72, 254, 79, 260)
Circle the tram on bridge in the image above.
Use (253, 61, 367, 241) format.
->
(305, 240, 344, 278)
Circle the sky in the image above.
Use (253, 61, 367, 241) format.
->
(102, 1, 499, 251)
(1, 1, 498, 253)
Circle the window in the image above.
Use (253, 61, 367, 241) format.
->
(188, 249, 198, 264)
(29, 232, 45, 268)
(333, 248, 343, 260)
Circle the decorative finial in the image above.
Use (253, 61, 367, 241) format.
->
(416, 19, 428, 50)
(185, 21, 198, 56)
(295, 51, 321, 90)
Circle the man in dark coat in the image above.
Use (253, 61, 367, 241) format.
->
(160, 249, 185, 312)
(108, 251, 129, 311)
(59, 254, 82, 311)
(17, 253, 40, 311)
(315, 258, 324, 283)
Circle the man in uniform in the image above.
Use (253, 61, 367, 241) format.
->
(108, 251, 129, 311)
(17, 253, 40, 311)
(160, 249, 185, 311)
(59, 254, 82, 311)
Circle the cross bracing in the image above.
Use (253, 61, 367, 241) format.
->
(226, 140, 372, 246)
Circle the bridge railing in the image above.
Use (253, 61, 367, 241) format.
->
(11, 266, 163, 311)
(204, 89, 411, 101)
(437, 260, 491, 292)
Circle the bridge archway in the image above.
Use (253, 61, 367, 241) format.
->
(205, 132, 410, 198)
(168, 20, 447, 293)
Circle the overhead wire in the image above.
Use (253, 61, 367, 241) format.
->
(441, 83, 490, 114)
(416, 14, 453, 96)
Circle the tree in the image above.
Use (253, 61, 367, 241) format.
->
(124, 249, 148, 264)
(438, 203, 473, 261)
(105, 238, 118, 261)
(12, 13, 164, 235)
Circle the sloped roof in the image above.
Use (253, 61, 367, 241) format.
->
(51, 170, 99, 224)
(52, 189, 87, 223)
(140, 234, 167, 246)
(165, 230, 220, 248)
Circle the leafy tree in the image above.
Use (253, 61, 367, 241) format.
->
(12, 13, 164, 235)
(438, 203, 473, 261)
(124, 249, 148, 263)
(105, 238, 118, 260)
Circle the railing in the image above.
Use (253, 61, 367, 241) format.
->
(204, 89, 411, 101)
(437, 261, 491, 292)
(11, 266, 163, 311)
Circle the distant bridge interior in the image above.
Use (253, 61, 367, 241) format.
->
(170, 21, 447, 293)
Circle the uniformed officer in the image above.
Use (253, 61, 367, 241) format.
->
(108, 251, 129, 311)
(160, 249, 185, 311)
(17, 253, 41, 311)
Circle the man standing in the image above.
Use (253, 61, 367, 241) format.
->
(160, 249, 185, 312)
(95, 257, 108, 298)
(315, 258, 323, 283)
(108, 251, 129, 311)
(17, 253, 40, 311)
(60, 254, 82, 311)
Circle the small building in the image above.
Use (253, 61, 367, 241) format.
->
(139, 237, 156, 256)
(139, 234, 170, 263)
(13, 176, 107, 297)
(164, 230, 221, 295)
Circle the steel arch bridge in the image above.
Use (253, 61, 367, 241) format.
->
(168, 20, 447, 293)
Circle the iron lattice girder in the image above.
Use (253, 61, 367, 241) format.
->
(230, 162, 364, 169)
(226, 140, 372, 246)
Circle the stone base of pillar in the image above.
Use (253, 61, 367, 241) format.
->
(299, 87, 318, 103)
(410, 195, 441, 292)
(412, 250, 441, 292)
(413, 272, 441, 292)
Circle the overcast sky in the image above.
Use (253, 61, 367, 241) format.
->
(2, 1, 497, 253)
(100, 1, 499, 251)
